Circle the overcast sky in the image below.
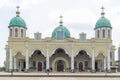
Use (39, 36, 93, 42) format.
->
(0, 0, 120, 67)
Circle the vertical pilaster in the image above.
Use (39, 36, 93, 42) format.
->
(107, 44, 111, 72)
(46, 44, 49, 70)
(14, 56, 17, 71)
(71, 44, 74, 72)
(25, 42, 29, 72)
(9, 44, 13, 72)
(91, 44, 95, 72)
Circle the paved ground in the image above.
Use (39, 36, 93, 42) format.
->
(0, 77, 120, 80)
(0, 72, 120, 80)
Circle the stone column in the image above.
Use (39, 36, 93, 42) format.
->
(46, 44, 49, 70)
(104, 57, 106, 71)
(9, 45, 13, 72)
(25, 42, 29, 72)
(71, 44, 74, 72)
(91, 44, 95, 72)
(107, 44, 111, 72)
(14, 56, 17, 71)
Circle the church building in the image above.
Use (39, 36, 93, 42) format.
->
(5, 6, 116, 72)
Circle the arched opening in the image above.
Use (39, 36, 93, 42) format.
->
(15, 52, 25, 71)
(75, 50, 90, 72)
(108, 30, 111, 38)
(103, 29, 105, 38)
(21, 29, 23, 38)
(56, 60, 64, 72)
(79, 62, 83, 71)
(10, 29, 12, 37)
(15, 28, 18, 37)
(96, 53, 105, 72)
(97, 30, 100, 38)
(38, 62, 42, 71)
(50, 48, 70, 72)
(30, 50, 46, 72)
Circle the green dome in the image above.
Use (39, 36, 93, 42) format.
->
(9, 16, 27, 28)
(52, 25, 71, 38)
(95, 17, 111, 28)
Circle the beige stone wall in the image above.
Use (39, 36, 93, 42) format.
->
(5, 37, 116, 71)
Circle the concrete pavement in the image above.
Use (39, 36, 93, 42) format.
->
(0, 72, 120, 77)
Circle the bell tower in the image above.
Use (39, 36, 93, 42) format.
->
(8, 6, 27, 38)
(95, 7, 112, 39)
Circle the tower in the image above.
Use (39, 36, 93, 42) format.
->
(95, 7, 112, 39)
(8, 6, 27, 38)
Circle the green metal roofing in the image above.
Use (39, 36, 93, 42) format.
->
(52, 25, 71, 38)
(95, 17, 111, 28)
(9, 16, 27, 28)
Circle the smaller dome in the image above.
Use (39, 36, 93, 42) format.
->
(9, 16, 27, 28)
(52, 25, 71, 38)
(95, 17, 111, 28)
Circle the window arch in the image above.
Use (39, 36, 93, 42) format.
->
(97, 30, 100, 38)
(102, 29, 105, 38)
(10, 29, 12, 37)
(108, 30, 111, 38)
(21, 29, 23, 38)
(15, 28, 18, 37)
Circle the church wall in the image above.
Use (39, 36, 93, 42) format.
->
(11, 44, 26, 56)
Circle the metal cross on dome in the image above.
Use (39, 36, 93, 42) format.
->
(101, 6, 105, 16)
(16, 6, 20, 11)
(59, 14, 63, 26)
(16, 6, 20, 16)
(101, 6, 105, 13)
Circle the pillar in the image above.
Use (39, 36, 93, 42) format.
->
(46, 44, 49, 70)
(25, 42, 29, 72)
(14, 56, 17, 71)
(104, 57, 106, 71)
(107, 44, 111, 72)
(91, 44, 95, 72)
(71, 44, 74, 72)
(9, 45, 13, 72)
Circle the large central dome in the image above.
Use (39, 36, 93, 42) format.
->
(52, 25, 71, 38)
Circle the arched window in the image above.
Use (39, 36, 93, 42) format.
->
(108, 30, 111, 38)
(21, 29, 23, 38)
(97, 30, 100, 38)
(15, 28, 18, 37)
(103, 29, 105, 38)
(10, 29, 12, 37)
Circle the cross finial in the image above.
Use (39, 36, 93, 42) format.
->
(59, 14, 63, 26)
(16, 6, 20, 16)
(101, 6, 105, 17)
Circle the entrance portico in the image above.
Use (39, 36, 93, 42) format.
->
(50, 48, 70, 72)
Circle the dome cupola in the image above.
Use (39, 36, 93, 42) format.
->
(95, 6, 111, 29)
(94, 7, 112, 39)
(8, 6, 27, 38)
(8, 6, 27, 29)
(52, 15, 71, 38)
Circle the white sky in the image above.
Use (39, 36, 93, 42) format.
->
(0, 0, 120, 67)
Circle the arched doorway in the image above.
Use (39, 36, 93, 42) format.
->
(15, 52, 25, 72)
(38, 62, 42, 71)
(50, 48, 70, 72)
(79, 62, 83, 71)
(57, 60, 64, 72)
(30, 50, 46, 71)
(75, 50, 90, 72)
